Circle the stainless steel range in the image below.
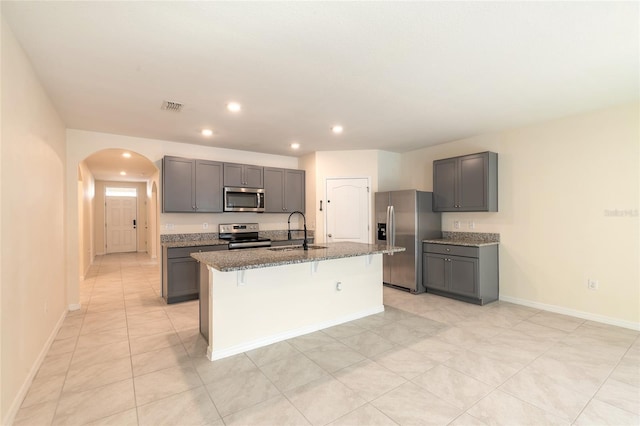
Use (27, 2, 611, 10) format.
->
(219, 223, 271, 250)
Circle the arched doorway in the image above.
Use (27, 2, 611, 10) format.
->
(79, 148, 159, 271)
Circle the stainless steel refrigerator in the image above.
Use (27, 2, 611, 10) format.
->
(375, 190, 441, 293)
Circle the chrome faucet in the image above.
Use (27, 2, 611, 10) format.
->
(287, 211, 308, 250)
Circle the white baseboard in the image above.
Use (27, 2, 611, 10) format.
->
(3, 309, 67, 426)
(207, 305, 385, 361)
(68, 303, 81, 311)
(499, 295, 640, 331)
(80, 262, 92, 281)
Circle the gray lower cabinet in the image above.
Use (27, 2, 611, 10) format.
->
(264, 167, 305, 213)
(223, 163, 264, 188)
(433, 151, 498, 212)
(423, 243, 498, 305)
(163, 156, 223, 213)
(162, 245, 226, 304)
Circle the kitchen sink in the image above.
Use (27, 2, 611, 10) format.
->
(267, 245, 327, 252)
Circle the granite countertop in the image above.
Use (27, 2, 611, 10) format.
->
(161, 230, 312, 248)
(191, 242, 405, 272)
(162, 239, 227, 248)
(423, 231, 500, 247)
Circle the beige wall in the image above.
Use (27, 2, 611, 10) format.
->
(377, 150, 403, 191)
(0, 34, 3, 426)
(399, 103, 640, 328)
(1, 18, 68, 424)
(78, 161, 95, 278)
(94, 181, 148, 255)
(147, 176, 160, 259)
(299, 152, 317, 235)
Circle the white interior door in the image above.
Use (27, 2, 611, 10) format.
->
(325, 178, 370, 244)
(106, 196, 137, 253)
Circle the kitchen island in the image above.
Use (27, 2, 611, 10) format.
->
(192, 242, 404, 361)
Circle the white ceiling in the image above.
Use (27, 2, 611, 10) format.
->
(3, 1, 638, 167)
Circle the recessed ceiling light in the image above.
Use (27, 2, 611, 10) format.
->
(201, 129, 213, 137)
(122, 152, 131, 158)
(120, 171, 127, 176)
(227, 102, 241, 113)
(290, 142, 300, 149)
(332, 125, 343, 134)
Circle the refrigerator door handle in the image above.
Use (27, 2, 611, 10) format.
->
(385, 205, 392, 255)
(389, 205, 395, 255)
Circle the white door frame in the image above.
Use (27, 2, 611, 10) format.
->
(323, 176, 372, 244)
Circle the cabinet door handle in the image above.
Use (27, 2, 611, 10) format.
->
(446, 248, 450, 252)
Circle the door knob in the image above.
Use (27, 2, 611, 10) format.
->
(328, 234, 332, 238)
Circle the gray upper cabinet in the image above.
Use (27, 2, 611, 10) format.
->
(195, 160, 224, 212)
(433, 158, 457, 211)
(264, 167, 305, 213)
(163, 156, 194, 213)
(433, 151, 498, 212)
(223, 163, 264, 188)
(163, 156, 223, 213)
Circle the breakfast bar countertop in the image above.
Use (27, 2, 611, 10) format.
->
(191, 241, 405, 272)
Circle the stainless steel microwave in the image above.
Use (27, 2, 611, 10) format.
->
(223, 187, 265, 212)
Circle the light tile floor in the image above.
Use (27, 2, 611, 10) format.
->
(13, 253, 640, 426)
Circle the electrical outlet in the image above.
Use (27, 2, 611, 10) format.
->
(203, 223, 209, 229)
(469, 221, 475, 229)
(587, 279, 599, 290)
(165, 223, 174, 230)
(453, 221, 461, 229)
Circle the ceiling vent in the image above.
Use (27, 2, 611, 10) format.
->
(161, 100, 184, 112)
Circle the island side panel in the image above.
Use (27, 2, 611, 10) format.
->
(206, 254, 383, 360)
(199, 262, 210, 341)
